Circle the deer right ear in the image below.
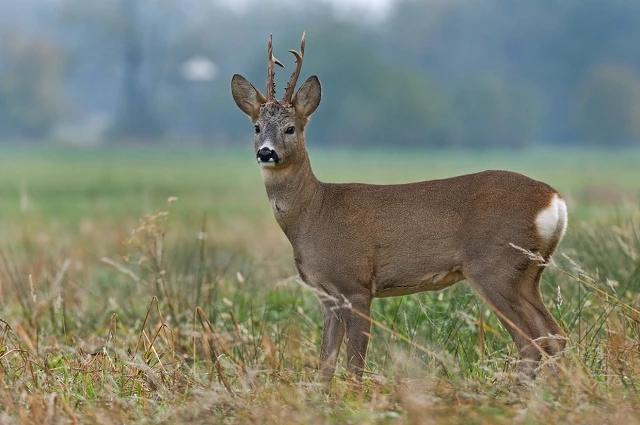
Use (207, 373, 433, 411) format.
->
(292, 76, 321, 120)
(231, 74, 266, 122)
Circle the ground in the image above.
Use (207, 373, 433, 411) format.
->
(0, 146, 639, 424)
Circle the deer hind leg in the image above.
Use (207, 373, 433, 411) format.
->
(517, 263, 567, 364)
(468, 259, 565, 379)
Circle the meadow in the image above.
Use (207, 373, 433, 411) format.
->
(0, 146, 639, 424)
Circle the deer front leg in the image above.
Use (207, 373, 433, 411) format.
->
(319, 300, 345, 384)
(343, 293, 372, 382)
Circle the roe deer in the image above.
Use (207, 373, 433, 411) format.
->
(231, 33, 568, 384)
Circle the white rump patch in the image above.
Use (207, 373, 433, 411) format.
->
(535, 194, 567, 242)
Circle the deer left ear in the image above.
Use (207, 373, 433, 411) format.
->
(292, 76, 321, 120)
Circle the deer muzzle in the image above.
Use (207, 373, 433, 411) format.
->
(257, 147, 279, 165)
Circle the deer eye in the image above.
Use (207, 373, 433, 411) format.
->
(254, 125, 261, 134)
(285, 126, 295, 135)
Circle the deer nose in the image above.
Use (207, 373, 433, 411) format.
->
(257, 147, 278, 163)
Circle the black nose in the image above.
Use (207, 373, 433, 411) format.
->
(257, 147, 278, 163)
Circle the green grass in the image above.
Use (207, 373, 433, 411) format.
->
(1, 146, 639, 222)
(0, 146, 639, 424)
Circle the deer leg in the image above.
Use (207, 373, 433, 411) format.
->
(518, 265, 567, 366)
(342, 293, 372, 382)
(319, 300, 346, 384)
(468, 266, 551, 379)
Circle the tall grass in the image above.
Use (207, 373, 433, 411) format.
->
(0, 147, 639, 424)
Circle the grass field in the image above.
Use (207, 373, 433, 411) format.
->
(0, 146, 639, 424)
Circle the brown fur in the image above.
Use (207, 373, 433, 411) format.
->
(230, 39, 567, 384)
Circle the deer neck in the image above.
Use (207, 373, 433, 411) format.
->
(260, 152, 320, 238)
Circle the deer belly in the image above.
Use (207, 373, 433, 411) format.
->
(373, 268, 464, 298)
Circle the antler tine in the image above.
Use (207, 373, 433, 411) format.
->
(282, 31, 306, 105)
(266, 34, 284, 103)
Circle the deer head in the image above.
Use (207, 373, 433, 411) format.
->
(231, 32, 321, 169)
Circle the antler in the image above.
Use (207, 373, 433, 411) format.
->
(282, 31, 306, 105)
(266, 34, 284, 103)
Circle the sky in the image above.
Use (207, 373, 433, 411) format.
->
(219, 0, 396, 20)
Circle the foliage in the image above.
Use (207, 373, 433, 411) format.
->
(294, 24, 456, 148)
(452, 79, 540, 148)
(384, 0, 640, 145)
(0, 30, 64, 140)
(2, 0, 640, 146)
(574, 64, 640, 146)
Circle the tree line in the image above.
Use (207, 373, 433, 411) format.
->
(1, 0, 640, 148)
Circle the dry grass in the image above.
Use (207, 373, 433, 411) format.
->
(0, 148, 639, 424)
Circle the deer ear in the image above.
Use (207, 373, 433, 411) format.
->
(231, 74, 266, 122)
(292, 76, 321, 120)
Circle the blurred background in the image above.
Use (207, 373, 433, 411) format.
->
(1, 0, 640, 148)
(1, 4, 640, 421)
(0, 0, 639, 236)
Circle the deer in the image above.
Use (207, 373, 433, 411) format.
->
(230, 32, 568, 385)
